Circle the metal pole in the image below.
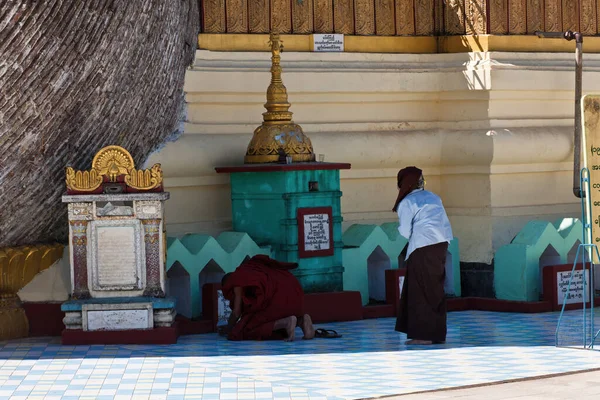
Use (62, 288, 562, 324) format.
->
(535, 31, 584, 198)
(570, 32, 584, 198)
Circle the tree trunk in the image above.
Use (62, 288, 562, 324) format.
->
(0, 0, 199, 248)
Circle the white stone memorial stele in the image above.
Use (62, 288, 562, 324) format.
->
(61, 146, 176, 332)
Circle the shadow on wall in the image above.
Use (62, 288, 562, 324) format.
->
(494, 218, 588, 302)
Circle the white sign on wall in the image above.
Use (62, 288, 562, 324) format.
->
(303, 213, 331, 251)
(557, 270, 590, 304)
(313, 34, 344, 52)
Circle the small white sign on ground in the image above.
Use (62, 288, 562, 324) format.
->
(557, 269, 590, 305)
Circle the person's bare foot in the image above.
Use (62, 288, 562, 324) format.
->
(405, 339, 433, 345)
(283, 316, 297, 342)
(298, 314, 315, 340)
(273, 316, 297, 341)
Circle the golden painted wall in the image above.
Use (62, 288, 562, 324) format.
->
(201, 0, 600, 35)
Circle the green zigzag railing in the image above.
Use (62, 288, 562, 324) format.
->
(494, 218, 583, 302)
(167, 223, 461, 318)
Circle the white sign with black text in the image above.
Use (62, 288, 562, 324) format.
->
(313, 34, 344, 52)
(557, 269, 591, 304)
(303, 213, 331, 251)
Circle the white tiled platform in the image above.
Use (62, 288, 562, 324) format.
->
(0, 310, 599, 400)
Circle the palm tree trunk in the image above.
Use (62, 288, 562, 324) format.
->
(0, 0, 199, 248)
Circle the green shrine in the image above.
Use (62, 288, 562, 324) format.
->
(216, 33, 350, 293)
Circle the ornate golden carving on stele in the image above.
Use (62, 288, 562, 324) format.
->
(92, 145, 134, 180)
(562, 0, 579, 31)
(509, 0, 526, 34)
(65, 168, 103, 193)
(292, 0, 314, 33)
(465, 0, 487, 34)
(244, 33, 315, 164)
(444, 0, 465, 35)
(249, 0, 270, 33)
(415, 0, 435, 35)
(334, 0, 355, 33)
(125, 165, 164, 191)
(580, 0, 596, 34)
(396, 0, 415, 35)
(314, 0, 334, 33)
(375, 0, 396, 36)
(0, 244, 64, 340)
(355, 0, 376, 35)
(226, 0, 248, 33)
(545, 0, 562, 31)
(66, 146, 163, 192)
(526, 0, 544, 33)
(271, 0, 292, 33)
(202, 0, 226, 33)
(489, 0, 508, 34)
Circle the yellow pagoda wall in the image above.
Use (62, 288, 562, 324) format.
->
(145, 48, 600, 264)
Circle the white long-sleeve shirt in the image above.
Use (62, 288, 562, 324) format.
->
(397, 188, 453, 260)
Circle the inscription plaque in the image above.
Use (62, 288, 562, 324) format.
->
(557, 269, 590, 305)
(97, 226, 138, 286)
(90, 220, 145, 293)
(313, 34, 344, 52)
(297, 207, 334, 258)
(82, 303, 153, 331)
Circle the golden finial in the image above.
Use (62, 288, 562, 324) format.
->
(263, 32, 292, 123)
(244, 32, 315, 163)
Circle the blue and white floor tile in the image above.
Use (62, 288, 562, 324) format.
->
(1, 310, 600, 399)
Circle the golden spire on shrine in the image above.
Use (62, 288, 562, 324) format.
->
(244, 32, 315, 164)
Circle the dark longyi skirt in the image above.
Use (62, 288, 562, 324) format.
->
(395, 241, 448, 342)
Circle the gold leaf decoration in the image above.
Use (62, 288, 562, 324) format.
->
(580, 0, 596, 34)
(292, 0, 314, 33)
(526, 0, 544, 33)
(355, 0, 375, 35)
(271, 0, 292, 33)
(314, 0, 334, 33)
(444, 0, 465, 35)
(415, 0, 435, 35)
(334, 0, 355, 34)
(509, 0, 526, 34)
(375, 0, 395, 36)
(65, 167, 103, 192)
(249, 0, 270, 33)
(545, 0, 561, 32)
(92, 145, 134, 181)
(489, 0, 508, 34)
(562, 0, 579, 31)
(202, 0, 226, 33)
(125, 164, 164, 191)
(0, 243, 64, 340)
(226, 0, 248, 33)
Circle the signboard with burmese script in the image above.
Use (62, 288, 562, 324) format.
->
(313, 34, 344, 52)
(582, 95, 600, 261)
(297, 207, 334, 258)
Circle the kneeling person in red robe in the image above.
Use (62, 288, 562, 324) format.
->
(220, 255, 315, 341)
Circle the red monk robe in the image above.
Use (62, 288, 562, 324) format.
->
(221, 255, 305, 341)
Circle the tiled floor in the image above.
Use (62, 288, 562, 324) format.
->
(1, 310, 600, 400)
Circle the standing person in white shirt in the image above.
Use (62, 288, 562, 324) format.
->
(392, 166, 453, 345)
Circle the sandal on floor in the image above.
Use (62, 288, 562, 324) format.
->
(314, 328, 342, 339)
